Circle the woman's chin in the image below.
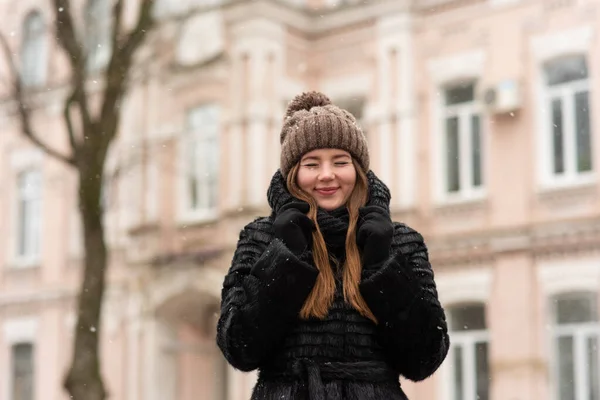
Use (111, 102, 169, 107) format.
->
(316, 198, 344, 211)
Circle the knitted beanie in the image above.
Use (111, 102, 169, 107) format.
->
(280, 91, 369, 178)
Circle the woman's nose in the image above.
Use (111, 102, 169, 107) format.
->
(318, 165, 334, 180)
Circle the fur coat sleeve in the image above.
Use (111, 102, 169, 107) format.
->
(216, 217, 319, 372)
(359, 223, 450, 381)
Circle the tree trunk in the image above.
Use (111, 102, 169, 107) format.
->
(64, 169, 108, 400)
(1, 2, 155, 398)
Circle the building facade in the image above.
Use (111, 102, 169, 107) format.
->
(0, 0, 599, 399)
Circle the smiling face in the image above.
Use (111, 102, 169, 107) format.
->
(295, 148, 357, 211)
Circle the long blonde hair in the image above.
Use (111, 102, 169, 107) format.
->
(286, 159, 378, 323)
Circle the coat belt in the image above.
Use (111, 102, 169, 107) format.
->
(262, 359, 398, 400)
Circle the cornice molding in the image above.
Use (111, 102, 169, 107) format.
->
(429, 217, 600, 267)
(223, 0, 411, 36)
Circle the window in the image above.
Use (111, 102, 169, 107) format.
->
(448, 303, 490, 400)
(84, 0, 111, 70)
(11, 343, 34, 400)
(552, 292, 600, 400)
(543, 55, 592, 181)
(20, 11, 46, 87)
(15, 170, 42, 263)
(185, 105, 220, 214)
(442, 82, 483, 196)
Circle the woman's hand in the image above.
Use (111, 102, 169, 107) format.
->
(273, 202, 315, 255)
(357, 205, 394, 267)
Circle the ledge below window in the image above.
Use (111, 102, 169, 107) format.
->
(177, 209, 219, 228)
(536, 178, 597, 206)
(5, 258, 41, 270)
(434, 187, 487, 209)
(433, 197, 489, 217)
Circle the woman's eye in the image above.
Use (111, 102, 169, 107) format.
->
(303, 164, 318, 168)
(335, 162, 349, 166)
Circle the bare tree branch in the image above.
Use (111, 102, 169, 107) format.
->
(3, 1, 157, 399)
(51, 0, 93, 132)
(111, 0, 124, 50)
(118, 0, 155, 59)
(99, 0, 155, 143)
(0, 32, 76, 166)
(63, 89, 79, 155)
(52, 0, 84, 69)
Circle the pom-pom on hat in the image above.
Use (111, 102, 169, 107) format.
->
(280, 91, 369, 178)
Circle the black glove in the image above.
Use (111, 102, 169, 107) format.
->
(356, 205, 394, 268)
(273, 202, 315, 256)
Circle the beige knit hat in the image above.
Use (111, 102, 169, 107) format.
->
(280, 91, 369, 178)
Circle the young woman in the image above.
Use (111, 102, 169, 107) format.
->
(217, 92, 449, 400)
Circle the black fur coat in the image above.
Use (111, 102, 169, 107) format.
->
(216, 171, 449, 400)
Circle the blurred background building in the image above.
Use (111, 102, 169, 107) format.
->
(0, 0, 599, 399)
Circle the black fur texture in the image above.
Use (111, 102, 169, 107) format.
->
(216, 170, 449, 399)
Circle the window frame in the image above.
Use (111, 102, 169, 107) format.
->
(550, 292, 600, 400)
(178, 104, 221, 223)
(446, 303, 490, 400)
(541, 56, 593, 184)
(530, 26, 595, 191)
(435, 268, 493, 400)
(11, 343, 35, 400)
(13, 169, 42, 268)
(2, 318, 37, 400)
(427, 50, 487, 205)
(441, 81, 484, 198)
(538, 257, 600, 400)
(20, 10, 47, 87)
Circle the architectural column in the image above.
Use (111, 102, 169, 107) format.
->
(378, 118, 393, 186)
(142, 318, 178, 400)
(247, 52, 269, 206)
(230, 19, 285, 209)
(225, 51, 245, 211)
(126, 294, 142, 400)
(489, 254, 545, 400)
(372, 13, 416, 209)
(226, 122, 243, 210)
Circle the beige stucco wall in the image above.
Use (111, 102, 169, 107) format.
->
(1, 0, 600, 399)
